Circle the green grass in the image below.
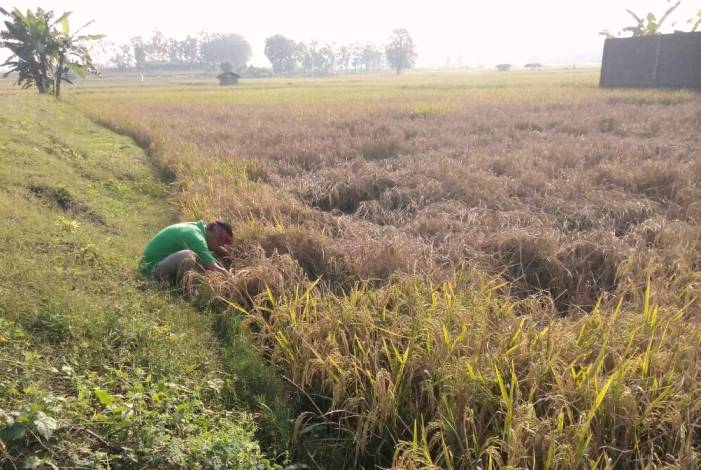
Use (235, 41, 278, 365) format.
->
(0, 92, 281, 469)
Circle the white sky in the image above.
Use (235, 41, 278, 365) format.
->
(2, 1, 700, 67)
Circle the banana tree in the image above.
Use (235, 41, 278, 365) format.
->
(0, 7, 103, 97)
(690, 10, 701, 31)
(0, 8, 56, 93)
(622, 0, 681, 36)
(51, 13, 104, 97)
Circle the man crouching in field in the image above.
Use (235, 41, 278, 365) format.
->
(139, 220, 233, 282)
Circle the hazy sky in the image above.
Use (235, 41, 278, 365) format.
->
(2, 1, 700, 67)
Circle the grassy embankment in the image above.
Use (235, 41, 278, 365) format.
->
(0, 92, 285, 469)
(66, 71, 701, 468)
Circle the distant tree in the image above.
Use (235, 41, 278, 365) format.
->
(385, 28, 417, 74)
(350, 42, 362, 72)
(360, 42, 384, 72)
(316, 42, 336, 75)
(524, 62, 543, 70)
(145, 29, 168, 62)
(264, 34, 298, 75)
(496, 63, 511, 72)
(179, 35, 200, 66)
(165, 37, 180, 63)
(220, 60, 233, 73)
(100, 40, 132, 70)
(337, 44, 351, 73)
(200, 33, 251, 67)
(119, 44, 133, 69)
(131, 36, 146, 70)
(296, 41, 312, 73)
(0, 7, 102, 96)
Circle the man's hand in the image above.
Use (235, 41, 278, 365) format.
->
(212, 246, 230, 262)
(205, 262, 232, 278)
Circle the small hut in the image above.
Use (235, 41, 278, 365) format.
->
(217, 72, 241, 86)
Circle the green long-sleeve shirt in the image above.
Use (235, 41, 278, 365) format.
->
(139, 220, 216, 274)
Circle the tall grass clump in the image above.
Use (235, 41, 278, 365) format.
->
(242, 274, 701, 468)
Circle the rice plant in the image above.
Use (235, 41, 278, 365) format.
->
(66, 71, 701, 467)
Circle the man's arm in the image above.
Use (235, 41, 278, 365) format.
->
(182, 230, 226, 274)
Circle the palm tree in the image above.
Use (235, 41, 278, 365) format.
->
(0, 7, 103, 97)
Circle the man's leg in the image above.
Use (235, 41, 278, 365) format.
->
(152, 250, 199, 283)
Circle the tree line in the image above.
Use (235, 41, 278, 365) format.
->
(264, 36, 386, 75)
(1, 5, 419, 87)
(265, 29, 417, 75)
(97, 31, 253, 72)
(96, 28, 417, 76)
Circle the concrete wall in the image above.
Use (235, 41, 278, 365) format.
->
(600, 32, 701, 89)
